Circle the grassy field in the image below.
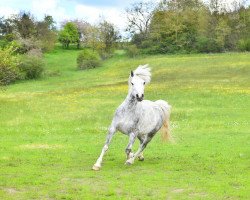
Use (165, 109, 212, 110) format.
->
(0, 48, 249, 200)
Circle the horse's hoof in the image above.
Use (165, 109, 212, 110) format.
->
(125, 159, 134, 165)
(92, 164, 101, 171)
(138, 157, 144, 161)
(125, 161, 132, 165)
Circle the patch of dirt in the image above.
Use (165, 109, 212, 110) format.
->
(189, 192, 207, 197)
(4, 188, 18, 194)
(171, 188, 185, 193)
(18, 144, 63, 150)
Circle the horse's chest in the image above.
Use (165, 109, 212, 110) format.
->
(116, 112, 139, 134)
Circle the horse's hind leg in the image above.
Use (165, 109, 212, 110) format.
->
(92, 126, 116, 171)
(137, 135, 145, 161)
(125, 136, 152, 165)
(125, 132, 137, 160)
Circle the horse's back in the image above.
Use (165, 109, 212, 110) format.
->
(141, 99, 171, 114)
(155, 100, 171, 113)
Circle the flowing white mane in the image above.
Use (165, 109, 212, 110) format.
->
(132, 64, 151, 84)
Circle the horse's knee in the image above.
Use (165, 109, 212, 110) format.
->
(125, 148, 131, 155)
(141, 143, 147, 149)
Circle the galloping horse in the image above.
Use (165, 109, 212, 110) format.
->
(93, 65, 171, 170)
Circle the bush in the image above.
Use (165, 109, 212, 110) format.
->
(0, 34, 16, 48)
(19, 55, 44, 79)
(196, 37, 223, 53)
(238, 39, 250, 51)
(27, 48, 43, 58)
(77, 49, 101, 70)
(126, 45, 140, 58)
(0, 45, 21, 85)
(39, 32, 57, 52)
(16, 37, 42, 54)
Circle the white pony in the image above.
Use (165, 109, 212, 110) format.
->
(93, 64, 171, 170)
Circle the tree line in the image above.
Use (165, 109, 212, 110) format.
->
(126, 0, 250, 54)
(58, 19, 120, 58)
(0, 13, 120, 57)
(1, 0, 249, 56)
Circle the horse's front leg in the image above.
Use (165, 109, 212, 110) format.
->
(125, 132, 137, 160)
(125, 136, 152, 165)
(92, 126, 116, 171)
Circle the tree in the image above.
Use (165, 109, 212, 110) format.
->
(125, 1, 156, 45)
(61, 19, 92, 49)
(44, 15, 56, 31)
(58, 22, 79, 48)
(82, 25, 101, 51)
(13, 12, 36, 39)
(0, 17, 14, 37)
(147, 0, 203, 53)
(36, 15, 57, 51)
(99, 20, 120, 54)
(0, 17, 15, 47)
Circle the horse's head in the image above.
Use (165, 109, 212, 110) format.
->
(129, 64, 151, 102)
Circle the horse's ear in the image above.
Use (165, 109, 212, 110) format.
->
(131, 71, 134, 77)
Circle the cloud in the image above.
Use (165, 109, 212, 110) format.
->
(71, 0, 135, 7)
(74, 4, 126, 30)
(31, 0, 70, 22)
(0, 6, 18, 17)
(72, 0, 121, 6)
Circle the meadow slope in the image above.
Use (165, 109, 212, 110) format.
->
(0, 49, 250, 200)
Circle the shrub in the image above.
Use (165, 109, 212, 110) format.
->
(77, 49, 101, 70)
(16, 37, 42, 54)
(0, 45, 21, 85)
(27, 48, 43, 58)
(19, 55, 44, 79)
(237, 39, 250, 51)
(0, 34, 16, 48)
(99, 51, 113, 60)
(126, 45, 140, 58)
(196, 37, 223, 53)
(39, 31, 57, 52)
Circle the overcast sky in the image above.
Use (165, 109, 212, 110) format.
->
(0, 0, 145, 31)
(0, 0, 248, 31)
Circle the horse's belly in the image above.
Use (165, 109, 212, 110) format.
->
(116, 118, 137, 135)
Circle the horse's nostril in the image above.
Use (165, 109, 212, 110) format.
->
(136, 94, 139, 98)
(142, 94, 144, 97)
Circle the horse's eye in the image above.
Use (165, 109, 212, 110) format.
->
(131, 82, 134, 85)
(143, 82, 145, 85)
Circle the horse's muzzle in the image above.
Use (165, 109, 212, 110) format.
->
(137, 97, 143, 102)
(136, 94, 144, 102)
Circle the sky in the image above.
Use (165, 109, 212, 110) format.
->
(0, 0, 146, 31)
(0, 0, 249, 31)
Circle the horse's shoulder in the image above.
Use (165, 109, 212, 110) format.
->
(114, 104, 126, 117)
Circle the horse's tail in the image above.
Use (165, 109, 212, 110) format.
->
(155, 100, 172, 142)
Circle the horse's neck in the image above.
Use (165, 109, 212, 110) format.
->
(123, 93, 137, 110)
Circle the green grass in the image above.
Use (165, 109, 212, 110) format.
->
(0, 48, 250, 199)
